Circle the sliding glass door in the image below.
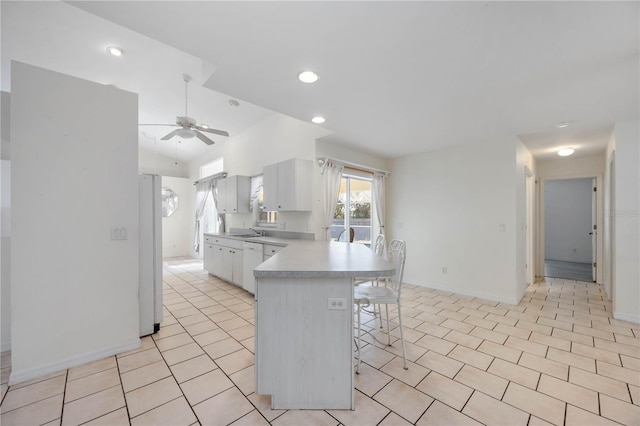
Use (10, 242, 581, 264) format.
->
(332, 174, 372, 245)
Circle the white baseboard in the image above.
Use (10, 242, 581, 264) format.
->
(405, 280, 520, 306)
(8, 338, 140, 386)
(613, 311, 640, 325)
(545, 257, 592, 264)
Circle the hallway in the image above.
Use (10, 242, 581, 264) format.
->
(544, 260, 593, 283)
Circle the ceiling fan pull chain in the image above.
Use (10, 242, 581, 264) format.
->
(175, 137, 179, 165)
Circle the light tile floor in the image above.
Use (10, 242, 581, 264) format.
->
(1, 257, 639, 425)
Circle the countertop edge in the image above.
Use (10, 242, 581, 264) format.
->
(254, 268, 395, 279)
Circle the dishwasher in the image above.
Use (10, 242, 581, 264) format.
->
(242, 241, 263, 294)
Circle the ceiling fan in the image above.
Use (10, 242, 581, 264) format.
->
(140, 74, 229, 145)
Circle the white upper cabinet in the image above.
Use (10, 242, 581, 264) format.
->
(217, 175, 250, 214)
(263, 158, 312, 211)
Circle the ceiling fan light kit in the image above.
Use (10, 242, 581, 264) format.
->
(139, 74, 229, 145)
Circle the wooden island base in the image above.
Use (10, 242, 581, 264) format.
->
(253, 241, 394, 410)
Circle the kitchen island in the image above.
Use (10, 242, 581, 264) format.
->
(254, 240, 395, 410)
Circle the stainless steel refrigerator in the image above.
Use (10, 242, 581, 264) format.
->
(139, 174, 163, 336)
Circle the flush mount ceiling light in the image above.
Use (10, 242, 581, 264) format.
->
(312, 116, 326, 124)
(176, 128, 196, 139)
(557, 148, 575, 157)
(106, 46, 124, 57)
(298, 71, 318, 83)
(554, 121, 571, 128)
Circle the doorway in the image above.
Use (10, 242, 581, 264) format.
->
(543, 178, 596, 282)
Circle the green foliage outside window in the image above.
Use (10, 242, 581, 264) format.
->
(334, 201, 370, 219)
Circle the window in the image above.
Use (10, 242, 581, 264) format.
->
(332, 173, 372, 244)
(250, 175, 277, 226)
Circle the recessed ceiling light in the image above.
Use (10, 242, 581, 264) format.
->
(557, 148, 575, 157)
(554, 121, 571, 128)
(311, 116, 326, 124)
(106, 46, 124, 57)
(298, 71, 318, 83)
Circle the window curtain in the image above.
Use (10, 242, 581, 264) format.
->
(193, 180, 213, 254)
(212, 180, 225, 235)
(321, 160, 344, 241)
(373, 172, 386, 242)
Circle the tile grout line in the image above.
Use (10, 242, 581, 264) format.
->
(58, 369, 69, 424)
(160, 273, 274, 426)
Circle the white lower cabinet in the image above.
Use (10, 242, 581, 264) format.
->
(211, 245, 225, 278)
(203, 236, 244, 286)
(203, 243, 215, 272)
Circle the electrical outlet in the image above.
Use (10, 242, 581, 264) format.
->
(328, 298, 347, 310)
(111, 227, 128, 240)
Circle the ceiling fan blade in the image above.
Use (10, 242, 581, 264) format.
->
(139, 123, 179, 127)
(160, 129, 181, 141)
(194, 130, 215, 145)
(195, 126, 229, 137)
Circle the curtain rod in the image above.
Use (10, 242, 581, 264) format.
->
(316, 157, 391, 176)
(193, 171, 227, 186)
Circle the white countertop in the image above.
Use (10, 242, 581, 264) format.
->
(204, 232, 290, 246)
(254, 240, 395, 279)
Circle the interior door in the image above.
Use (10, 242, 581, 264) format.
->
(591, 178, 597, 282)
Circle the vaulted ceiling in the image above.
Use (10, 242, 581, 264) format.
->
(3, 1, 638, 162)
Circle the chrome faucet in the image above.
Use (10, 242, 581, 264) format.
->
(249, 227, 265, 236)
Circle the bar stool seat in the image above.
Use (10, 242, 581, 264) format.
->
(354, 239, 407, 374)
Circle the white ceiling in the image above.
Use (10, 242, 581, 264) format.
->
(3, 1, 639, 162)
(1, 1, 275, 162)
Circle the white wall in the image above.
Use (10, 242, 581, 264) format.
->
(609, 120, 639, 323)
(1, 160, 11, 352)
(388, 139, 521, 304)
(537, 155, 605, 178)
(10, 62, 140, 383)
(139, 147, 189, 178)
(1, 90, 11, 352)
(544, 178, 594, 263)
(1, 92, 10, 160)
(161, 176, 193, 258)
